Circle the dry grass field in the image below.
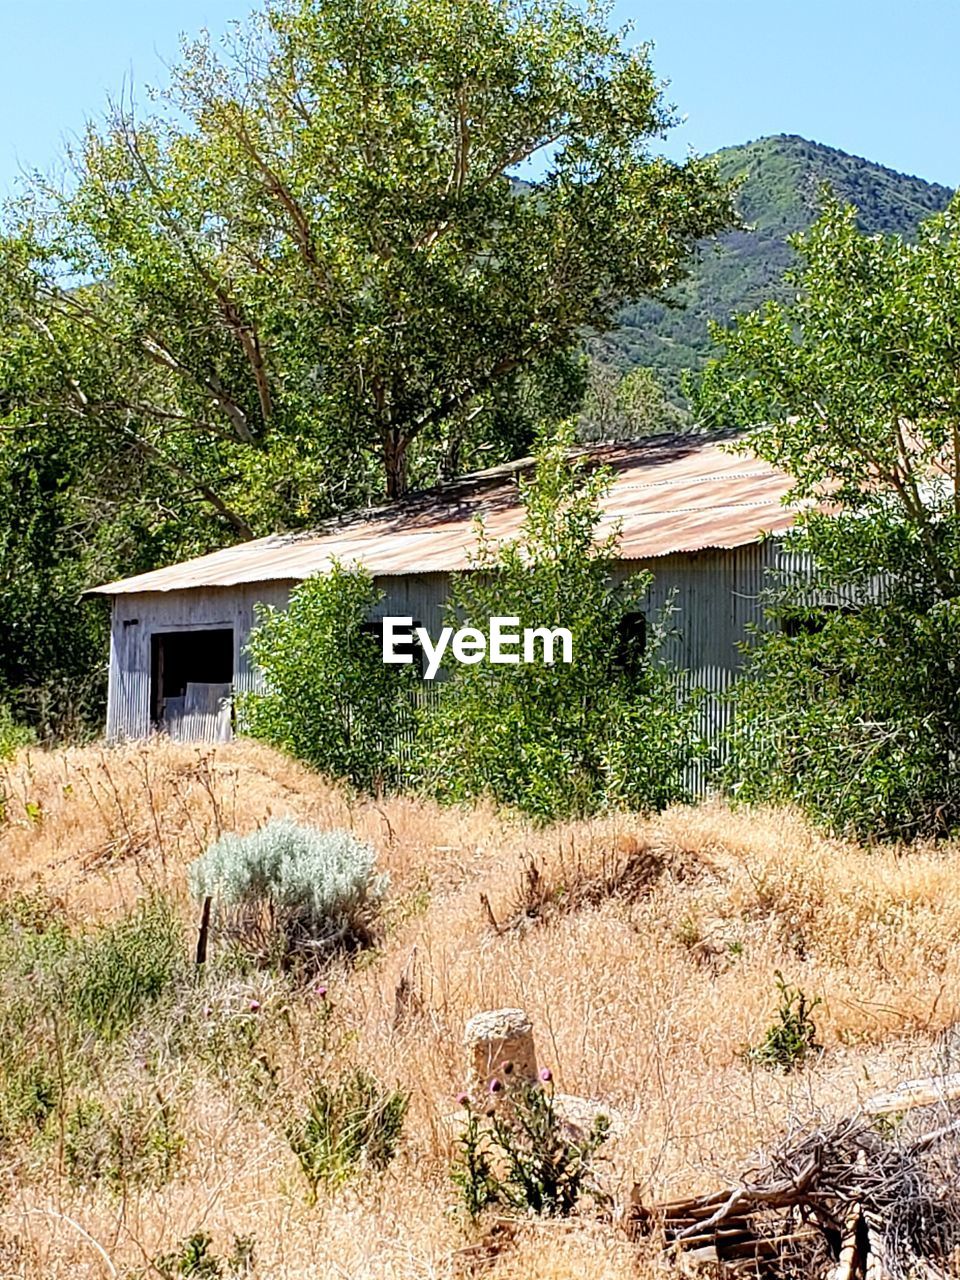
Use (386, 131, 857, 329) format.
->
(0, 739, 958, 1278)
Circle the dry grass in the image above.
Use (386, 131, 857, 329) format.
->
(0, 738, 958, 1277)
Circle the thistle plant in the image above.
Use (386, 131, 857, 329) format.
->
(451, 1066, 610, 1221)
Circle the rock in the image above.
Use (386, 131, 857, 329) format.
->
(463, 1007, 538, 1099)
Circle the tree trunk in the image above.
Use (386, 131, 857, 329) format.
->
(384, 428, 408, 499)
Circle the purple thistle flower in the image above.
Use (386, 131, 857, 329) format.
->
(455, 1092, 471, 1108)
(489, 1077, 503, 1094)
(315, 985, 328, 999)
(249, 999, 261, 1013)
(539, 1067, 553, 1083)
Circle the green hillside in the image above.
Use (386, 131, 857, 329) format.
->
(598, 134, 954, 395)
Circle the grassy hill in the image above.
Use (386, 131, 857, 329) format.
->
(0, 739, 958, 1276)
(598, 134, 954, 397)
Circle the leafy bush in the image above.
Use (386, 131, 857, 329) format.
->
(452, 1068, 610, 1219)
(67, 895, 186, 1041)
(188, 821, 387, 966)
(242, 563, 417, 791)
(420, 427, 700, 821)
(287, 1068, 408, 1197)
(696, 195, 960, 842)
(0, 704, 34, 760)
(183, 993, 279, 1106)
(0, 1054, 58, 1141)
(742, 972, 822, 1073)
(729, 597, 960, 841)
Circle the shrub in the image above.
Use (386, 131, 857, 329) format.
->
(67, 895, 186, 1041)
(729, 598, 960, 841)
(419, 426, 701, 821)
(188, 821, 387, 966)
(241, 563, 417, 791)
(184, 994, 279, 1106)
(452, 1069, 610, 1220)
(64, 1091, 183, 1189)
(0, 1055, 58, 1141)
(286, 1068, 408, 1197)
(154, 1233, 255, 1279)
(742, 972, 822, 1073)
(0, 704, 34, 760)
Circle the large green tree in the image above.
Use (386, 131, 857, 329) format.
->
(2, 0, 732, 523)
(697, 195, 960, 838)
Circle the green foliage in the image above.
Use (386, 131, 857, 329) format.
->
(420, 426, 700, 820)
(0, 1055, 59, 1142)
(697, 191, 960, 840)
(182, 994, 279, 1107)
(242, 565, 416, 791)
(286, 1068, 408, 1197)
(577, 358, 689, 440)
(0, 0, 732, 520)
(743, 972, 822, 1073)
(154, 1233, 255, 1280)
(67, 896, 186, 1041)
(451, 1105, 501, 1220)
(64, 1092, 183, 1189)
(730, 600, 960, 841)
(0, 705, 35, 760)
(188, 820, 386, 965)
(452, 1074, 610, 1220)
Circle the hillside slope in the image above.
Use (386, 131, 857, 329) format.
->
(0, 741, 958, 1276)
(600, 135, 954, 394)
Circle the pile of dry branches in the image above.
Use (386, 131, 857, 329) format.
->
(627, 1074, 960, 1278)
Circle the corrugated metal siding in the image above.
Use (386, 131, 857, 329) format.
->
(105, 543, 787, 772)
(613, 540, 779, 674)
(106, 582, 295, 740)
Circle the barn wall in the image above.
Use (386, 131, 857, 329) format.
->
(616, 539, 782, 687)
(105, 545, 786, 744)
(106, 582, 296, 740)
(615, 541, 783, 783)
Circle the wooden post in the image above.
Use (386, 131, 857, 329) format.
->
(195, 895, 212, 966)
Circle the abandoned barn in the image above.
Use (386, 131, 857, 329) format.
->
(90, 433, 805, 746)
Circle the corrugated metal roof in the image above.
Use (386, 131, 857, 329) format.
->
(91, 434, 803, 595)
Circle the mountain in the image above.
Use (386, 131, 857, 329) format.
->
(597, 135, 955, 398)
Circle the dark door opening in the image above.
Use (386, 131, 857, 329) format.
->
(150, 629, 234, 725)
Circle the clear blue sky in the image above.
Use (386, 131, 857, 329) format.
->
(1, 0, 957, 198)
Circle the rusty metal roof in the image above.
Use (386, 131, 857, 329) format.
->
(91, 434, 803, 595)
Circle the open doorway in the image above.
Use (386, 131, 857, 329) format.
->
(150, 629, 234, 732)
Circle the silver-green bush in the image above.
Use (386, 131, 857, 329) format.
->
(188, 821, 387, 965)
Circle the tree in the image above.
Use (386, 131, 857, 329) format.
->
(419, 425, 699, 821)
(242, 563, 417, 791)
(2, 0, 734, 528)
(578, 357, 688, 440)
(696, 194, 960, 838)
(697, 194, 960, 598)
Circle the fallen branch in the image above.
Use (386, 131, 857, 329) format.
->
(864, 1072, 960, 1117)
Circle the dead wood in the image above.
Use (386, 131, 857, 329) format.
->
(626, 1096, 960, 1279)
